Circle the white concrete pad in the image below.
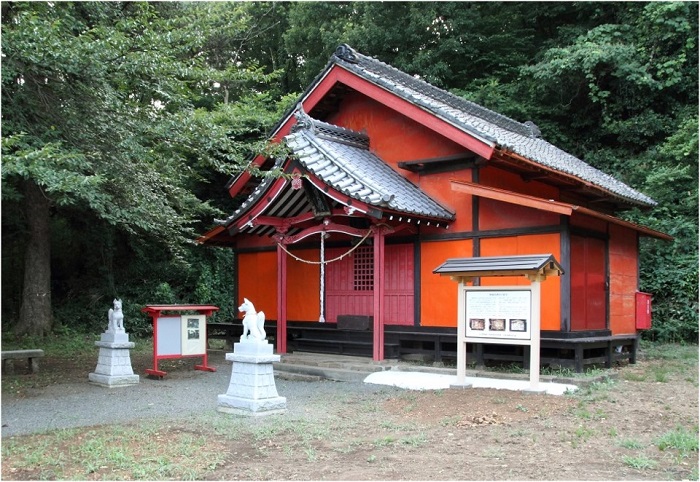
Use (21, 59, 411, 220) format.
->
(364, 371, 578, 396)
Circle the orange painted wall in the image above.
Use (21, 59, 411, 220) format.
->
(237, 251, 277, 318)
(570, 213, 608, 233)
(608, 224, 639, 335)
(479, 198, 560, 231)
(480, 166, 560, 199)
(418, 170, 473, 233)
(287, 248, 321, 321)
(329, 92, 466, 166)
(420, 239, 473, 327)
(236, 234, 276, 250)
(237, 249, 322, 322)
(480, 234, 562, 331)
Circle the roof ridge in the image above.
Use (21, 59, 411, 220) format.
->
(331, 44, 655, 208)
(292, 105, 370, 149)
(333, 44, 541, 139)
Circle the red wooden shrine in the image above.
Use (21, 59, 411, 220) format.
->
(198, 45, 671, 362)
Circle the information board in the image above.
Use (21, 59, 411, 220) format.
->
(465, 289, 532, 341)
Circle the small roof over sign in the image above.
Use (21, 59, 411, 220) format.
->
(433, 254, 564, 281)
(142, 305, 220, 315)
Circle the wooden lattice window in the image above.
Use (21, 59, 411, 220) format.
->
(353, 246, 374, 291)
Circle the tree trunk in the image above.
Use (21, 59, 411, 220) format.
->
(17, 180, 53, 337)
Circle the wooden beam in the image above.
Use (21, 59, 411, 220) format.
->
(398, 153, 478, 173)
(450, 179, 574, 216)
(278, 221, 369, 245)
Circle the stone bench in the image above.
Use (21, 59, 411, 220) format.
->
(1, 349, 45, 374)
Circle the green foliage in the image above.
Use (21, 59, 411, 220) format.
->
(1, 2, 697, 341)
(630, 115, 699, 343)
(1, 2, 282, 334)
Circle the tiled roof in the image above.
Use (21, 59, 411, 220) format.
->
(433, 254, 564, 277)
(214, 158, 282, 227)
(285, 110, 455, 221)
(330, 44, 656, 208)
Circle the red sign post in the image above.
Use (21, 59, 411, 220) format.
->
(141, 304, 219, 378)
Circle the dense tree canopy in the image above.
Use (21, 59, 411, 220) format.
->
(2, 2, 697, 341)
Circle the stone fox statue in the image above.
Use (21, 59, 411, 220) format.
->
(108, 298, 124, 332)
(238, 298, 266, 342)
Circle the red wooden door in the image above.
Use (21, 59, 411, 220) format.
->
(325, 244, 414, 325)
(383, 244, 414, 325)
(325, 246, 373, 323)
(570, 236, 607, 330)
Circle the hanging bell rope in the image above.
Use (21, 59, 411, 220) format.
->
(275, 228, 372, 265)
(319, 232, 325, 323)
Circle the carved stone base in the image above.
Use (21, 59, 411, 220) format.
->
(88, 331, 139, 388)
(217, 341, 286, 417)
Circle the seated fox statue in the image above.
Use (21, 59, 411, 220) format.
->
(238, 298, 266, 342)
(108, 298, 125, 332)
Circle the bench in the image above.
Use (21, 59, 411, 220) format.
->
(2, 349, 45, 374)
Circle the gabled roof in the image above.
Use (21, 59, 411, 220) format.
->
(237, 44, 655, 209)
(285, 110, 455, 221)
(433, 254, 565, 279)
(328, 45, 656, 208)
(204, 110, 455, 242)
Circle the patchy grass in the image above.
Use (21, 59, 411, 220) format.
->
(655, 426, 699, 456)
(1, 421, 228, 480)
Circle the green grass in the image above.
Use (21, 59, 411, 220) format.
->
(655, 426, 699, 456)
(2, 421, 228, 480)
(618, 438, 645, 449)
(623, 454, 657, 470)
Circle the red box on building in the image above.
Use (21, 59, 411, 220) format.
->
(635, 292, 652, 330)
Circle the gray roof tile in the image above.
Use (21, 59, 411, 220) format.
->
(332, 44, 656, 207)
(285, 111, 455, 221)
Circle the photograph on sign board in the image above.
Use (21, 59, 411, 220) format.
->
(187, 317, 200, 340)
(469, 318, 485, 330)
(510, 319, 527, 332)
(489, 318, 506, 331)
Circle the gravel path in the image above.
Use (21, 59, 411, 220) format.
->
(1, 354, 399, 438)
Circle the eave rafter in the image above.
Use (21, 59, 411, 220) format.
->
(252, 207, 359, 233)
(274, 221, 372, 245)
(230, 175, 289, 234)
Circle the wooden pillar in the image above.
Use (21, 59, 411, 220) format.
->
(456, 280, 466, 383)
(276, 243, 288, 354)
(529, 279, 542, 390)
(373, 227, 385, 361)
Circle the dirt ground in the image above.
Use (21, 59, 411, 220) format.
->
(206, 365, 698, 481)
(2, 348, 698, 481)
(210, 354, 698, 481)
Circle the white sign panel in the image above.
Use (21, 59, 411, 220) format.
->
(465, 289, 532, 341)
(181, 315, 207, 356)
(156, 316, 182, 355)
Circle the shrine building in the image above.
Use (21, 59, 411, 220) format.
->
(199, 45, 671, 371)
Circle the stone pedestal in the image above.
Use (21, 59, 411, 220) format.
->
(217, 341, 286, 417)
(88, 331, 140, 388)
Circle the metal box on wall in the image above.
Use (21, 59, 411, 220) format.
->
(635, 291, 652, 330)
